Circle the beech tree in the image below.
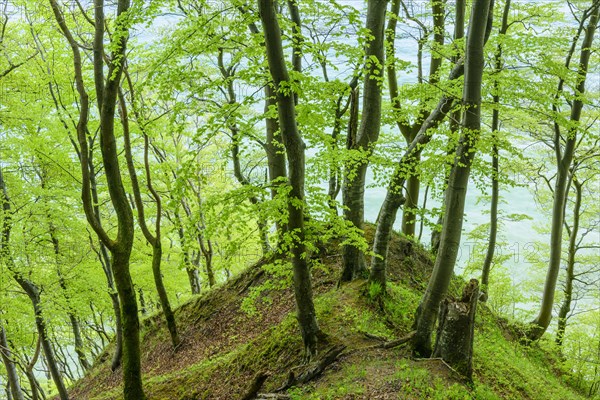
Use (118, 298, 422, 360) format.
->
(48, 0, 146, 397)
(528, 1, 599, 341)
(340, 0, 388, 281)
(413, 0, 494, 357)
(258, 0, 320, 359)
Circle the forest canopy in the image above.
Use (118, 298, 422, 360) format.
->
(0, 0, 599, 399)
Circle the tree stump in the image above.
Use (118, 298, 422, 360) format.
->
(432, 279, 479, 381)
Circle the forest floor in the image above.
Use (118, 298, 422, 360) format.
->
(65, 226, 585, 399)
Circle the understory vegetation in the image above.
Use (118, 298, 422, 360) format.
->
(0, 0, 599, 399)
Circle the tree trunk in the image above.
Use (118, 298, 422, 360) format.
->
(48, 1, 143, 395)
(112, 250, 145, 398)
(47, 218, 92, 372)
(186, 264, 201, 295)
(151, 244, 180, 347)
(259, 0, 320, 360)
(481, 0, 511, 301)
(556, 178, 582, 346)
(0, 171, 69, 400)
(175, 217, 201, 295)
(121, 86, 180, 349)
(138, 288, 147, 316)
(0, 324, 24, 400)
(29, 287, 69, 400)
(370, 0, 486, 287)
(413, 0, 493, 357)
(528, 5, 599, 340)
(432, 279, 479, 381)
(88, 153, 123, 371)
(400, 0, 445, 238)
(25, 335, 42, 400)
(340, 0, 388, 282)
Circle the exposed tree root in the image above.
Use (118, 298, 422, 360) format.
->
(274, 344, 346, 392)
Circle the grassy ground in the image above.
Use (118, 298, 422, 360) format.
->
(66, 228, 585, 399)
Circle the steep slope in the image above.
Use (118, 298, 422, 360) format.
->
(66, 227, 584, 399)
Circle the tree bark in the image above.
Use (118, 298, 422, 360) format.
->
(413, 0, 493, 357)
(120, 85, 180, 349)
(432, 279, 479, 381)
(528, 4, 599, 340)
(49, 0, 146, 397)
(0, 171, 69, 400)
(369, 0, 491, 287)
(556, 177, 582, 346)
(0, 324, 24, 400)
(481, 0, 511, 301)
(340, 0, 388, 282)
(259, 0, 320, 360)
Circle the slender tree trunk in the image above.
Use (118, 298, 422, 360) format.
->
(528, 5, 599, 340)
(24, 336, 42, 400)
(46, 218, 92, 372)
(370, 0, 483, 288)
(88, 156, 123, 371)
(50, 0, 145, 396)
(0, 324, 24, 400)
(28, 287, 69, 400)
(340, 0, 388, 282)
(432, 0, 466, 255)
(0, 172, 69, 400)
(481, 0, 511, 301)
(175, 219, 201, 295)
(413, 0, 493, 357)
(151, 243, 179, 347)
(259, 0, 320, 360)
(401, 0, 445, 238)
(556, 178, 582, 346)
(120, 86, 180, 349)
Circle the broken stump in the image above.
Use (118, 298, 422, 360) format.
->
(432, 279, 479, 381)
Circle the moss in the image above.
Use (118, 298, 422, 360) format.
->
(68, 228, 585, 400)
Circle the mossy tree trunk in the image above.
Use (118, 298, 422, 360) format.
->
(49, 0, 146, 397)
(433, 279, 479, 381)
(259, 0, 320, 359)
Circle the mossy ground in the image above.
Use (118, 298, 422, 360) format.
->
(66, 228, 585, 399)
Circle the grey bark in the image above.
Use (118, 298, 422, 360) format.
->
(340, 0, 388, 282)
(528, 3, 599, 340)
(413, 0, 493, 357)
(259, 0, 320, 359)
(0, 324, 24, 400)
(556, 177, 582, 346)
(481, 0, 511, 301)
(432, 279, 479, 381)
